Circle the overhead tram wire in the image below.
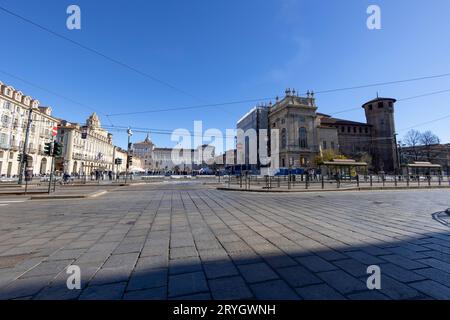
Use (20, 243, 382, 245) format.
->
(0, 69, 116, 127)
(2, 67, 450, 136)
(330, 88, 450, 117)
(105, 97, 278, 117)
(3, 4, 450, 119)
(105, 77, 450, 117)
(0, 5, 202, 103)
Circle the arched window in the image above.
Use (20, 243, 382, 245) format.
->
(281, 128, 287, 149)
(299, 128, 308, 148)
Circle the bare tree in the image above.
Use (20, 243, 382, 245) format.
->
(420, 131, 440, 146)
(403, 130, 422, 160)
(420, 131, 441, 161)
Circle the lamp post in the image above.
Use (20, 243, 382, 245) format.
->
(393, 133, 401, 175)
(125, 128, 133, 184)
(18, 108, 33, 185)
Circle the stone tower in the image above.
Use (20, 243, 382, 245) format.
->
(362, 97, 398, 173)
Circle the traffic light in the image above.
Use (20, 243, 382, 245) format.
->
(44, 142, 53, 156)
(17, 154, 28, 165)
(53, 142, 63, 157)
(115, 158, 123, 165)
(127, 155, 133, 167)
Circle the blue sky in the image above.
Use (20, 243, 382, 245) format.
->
(0, 0, 449, 150)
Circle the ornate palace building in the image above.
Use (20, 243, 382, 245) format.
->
(0, 81, 59, 177)
(56, 113, 116, 175)
(238, 89, 399, 173)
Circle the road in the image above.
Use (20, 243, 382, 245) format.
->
(0, 184, 449, 300)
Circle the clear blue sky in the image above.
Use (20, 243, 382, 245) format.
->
(1, 0, 449, 150)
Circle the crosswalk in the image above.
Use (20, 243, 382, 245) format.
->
(0, 199, 26, 207)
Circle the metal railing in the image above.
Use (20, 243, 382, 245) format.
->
(222, 174, 450, 191)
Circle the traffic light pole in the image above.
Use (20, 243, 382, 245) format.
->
(18, 108, 33, 185)
(48, 137, 55, 194)
(125, 128, 133, 185)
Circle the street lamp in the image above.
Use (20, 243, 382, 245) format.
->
(125, 128, 133, 184)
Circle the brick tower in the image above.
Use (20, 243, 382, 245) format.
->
(362, 97, 398, 173)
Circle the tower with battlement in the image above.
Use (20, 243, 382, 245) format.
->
(362, 97, 398, 173)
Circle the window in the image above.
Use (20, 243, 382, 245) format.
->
(299, 127, 308, 148)
(331, 142, 335, 150)
(4, 101, 11, 110)
(323, 141, 327, 150)
(347, 126, 351, 133)
(378, 102, 384, 109)
(368, 104, 373, 111)
(1, 115, 9, 126)
(281, 119, 285, 124)
(281, 128, 287, 149)
(359, 127, 362, 133)
(341, 126, 345, 133)
(365, 127, 368, 134)
(0, 133, 7, 145)
(353, 127, 357, 133)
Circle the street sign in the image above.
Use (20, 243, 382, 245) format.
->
(52, 127, 58, 137)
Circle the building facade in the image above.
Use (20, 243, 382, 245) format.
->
(56, 113, 115, 175)
(236, 105, 270, 172)
(237, 89, 398, 173)
(132, 134, 215, 173)
(133, 134, 154, 170)
(0, 81, 59, 177)
(401, 143, 450, 175)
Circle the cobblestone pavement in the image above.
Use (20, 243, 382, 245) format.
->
(0, 184, 449, 300)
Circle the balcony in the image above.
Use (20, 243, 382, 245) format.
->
(0, 142, 10, 150)
(28, 148, 38, 154)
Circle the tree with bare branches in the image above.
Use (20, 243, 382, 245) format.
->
(420, 131, 440, 161)
(403, 130, 422, 160)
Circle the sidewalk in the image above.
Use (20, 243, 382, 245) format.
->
(0, 184, 119, 200)
(218, 182, 450, 193)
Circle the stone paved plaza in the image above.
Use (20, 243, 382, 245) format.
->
(0, 183, 449, 300)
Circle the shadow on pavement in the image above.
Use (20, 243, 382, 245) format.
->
(1, 229, 450, 300)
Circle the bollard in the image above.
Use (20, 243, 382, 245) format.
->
(321, 175, 325, 190)
(356, 175, 360, 188)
